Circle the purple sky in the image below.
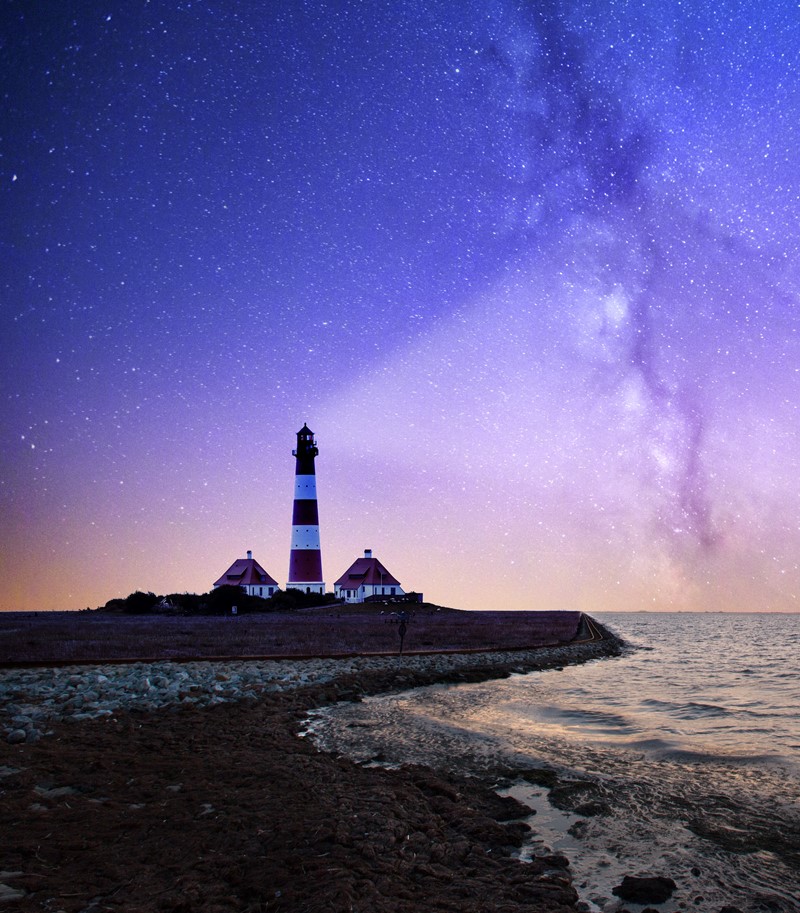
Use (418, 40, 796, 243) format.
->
(2, 0, 799, 612)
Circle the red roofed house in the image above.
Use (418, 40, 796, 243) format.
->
(213, 550, 279, 598)
(334, 549, 406, 603)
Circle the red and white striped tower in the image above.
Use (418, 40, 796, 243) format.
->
(286, 423, 325, 594)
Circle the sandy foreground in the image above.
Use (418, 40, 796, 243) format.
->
(1, 615, 622, 913)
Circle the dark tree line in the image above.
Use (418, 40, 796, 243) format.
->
(96, 586, 340, 615)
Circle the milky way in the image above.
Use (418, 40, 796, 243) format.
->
(1, 1, 798, 612)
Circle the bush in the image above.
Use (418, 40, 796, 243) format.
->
(203, 585, 270, 615)
(162, 593, 204, 614)
(99, 591, 159, 614)
(95, 586, 341, 616)
(264, 589, 340, 611)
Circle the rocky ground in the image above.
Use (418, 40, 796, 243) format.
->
(1, 636, 627, 912)
(1, 638, 612, 747)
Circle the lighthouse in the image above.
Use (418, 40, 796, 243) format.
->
(287, 423, 325, 594)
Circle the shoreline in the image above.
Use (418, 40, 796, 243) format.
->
(2, 624, 625, 912)
(1, 621, 621, 745)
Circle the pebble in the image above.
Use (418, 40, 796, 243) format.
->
(1, 641, 616, 744)
(0, 883, 25, 902)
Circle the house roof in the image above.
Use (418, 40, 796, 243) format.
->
(334, 556, 401, 589)
(213, 557, 278, 589)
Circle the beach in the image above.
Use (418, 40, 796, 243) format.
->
(1, 618, 620, 912)
(307, 613, 800, 913)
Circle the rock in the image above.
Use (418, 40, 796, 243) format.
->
(539, 853, 570, 869)
(573, 799, 611, 817)
(612, 875, 677, 904)
(0, 883, 26, 901)
(34, 785, 78, 798)
(567, 819, 589, 839)
(504, 766, 556, 789)
(492, 793, 531, 822)
(753, 896, 786, 911)
(6, 729, 26, 744)
(548, 779, 603, 811)
(502, 820, 531, 843)
(718, 907, 744, 913)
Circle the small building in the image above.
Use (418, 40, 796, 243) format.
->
(213, 550, 279, 598)
(334, 549, 405, 603)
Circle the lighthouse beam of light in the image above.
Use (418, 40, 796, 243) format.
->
(317, 0, 800, 612)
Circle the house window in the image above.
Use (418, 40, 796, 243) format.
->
(391, 587, 396, 595)
(259, 587, 263, 596)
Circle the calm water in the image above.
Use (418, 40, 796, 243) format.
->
(307, 613, 800, 912)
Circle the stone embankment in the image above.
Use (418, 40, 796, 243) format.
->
(2, 636, 621, 744)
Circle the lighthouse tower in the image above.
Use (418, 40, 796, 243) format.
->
(287, 423, 325, 594)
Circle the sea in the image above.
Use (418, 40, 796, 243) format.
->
(306, 613, 800, 913)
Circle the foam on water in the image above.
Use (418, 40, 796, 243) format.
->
(308, 613, 800, 913)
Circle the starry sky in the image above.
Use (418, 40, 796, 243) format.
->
(2, 0, 799, 613)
